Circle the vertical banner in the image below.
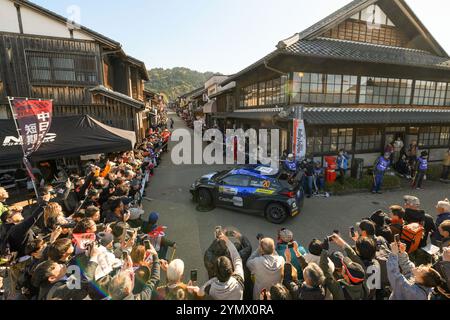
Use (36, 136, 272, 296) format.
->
(8, 97, 53, 197)
(292, 119, 306, 160)
(9, 98, 53, 157)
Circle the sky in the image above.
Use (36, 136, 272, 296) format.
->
(32, 0, 450, 75)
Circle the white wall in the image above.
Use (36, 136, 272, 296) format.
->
(0, 0, 95, 41)
(0, 0, 21, 33)
(354, 153, 380, 168)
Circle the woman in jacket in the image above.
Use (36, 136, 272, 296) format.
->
(387, 241, 443, 300)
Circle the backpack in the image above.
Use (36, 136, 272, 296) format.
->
(400, 223, 424, 253)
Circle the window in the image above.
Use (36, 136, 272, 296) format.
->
(222, 175, 250, 187)
(413, 80, 437, 106)
(27, 51, 98, 85)
(355, 128, 382, 151)
(356, 4, 395, 26)
(306, 128, 353, 154)
(419, 126, 450, 147)
(240, 76, 286, 107)
(360, 76, 412, 105)
(293, 72, 348, 104)
(435, 82, 448, 106)
(342, 75, 358, 104)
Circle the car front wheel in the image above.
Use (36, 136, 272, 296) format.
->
(265, 203, 288, 224)
(198, 188, 214, 209)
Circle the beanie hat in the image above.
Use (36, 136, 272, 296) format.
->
(370, 210, 387, 227)
(329, 251, 344, 269)
(341, 257, 365, 285)
(278, 228, 294, 243)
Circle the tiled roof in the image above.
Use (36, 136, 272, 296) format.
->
(282, 37, 450, 70)
(90, 86, 144, 109)
(220, 107, 450, 125)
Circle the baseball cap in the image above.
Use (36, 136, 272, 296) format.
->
(404, 195, 420, 206)
(278, 228, 294, 243)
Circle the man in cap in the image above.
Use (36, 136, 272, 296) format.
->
(276, 228, 307, 278)
(403, 195, 436, 264)
(412, 151, 429, 190)
(372, 152, 391, 194)
(319, 238, 367, 300)
(142, 212, 176, 259)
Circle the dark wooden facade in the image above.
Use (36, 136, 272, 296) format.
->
(215, 0, 450, 165)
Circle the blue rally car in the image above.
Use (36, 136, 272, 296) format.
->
(190, 165, 305, 224)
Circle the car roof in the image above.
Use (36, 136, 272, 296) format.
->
(229, 165, 279, 179)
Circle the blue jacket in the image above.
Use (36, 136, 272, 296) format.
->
(433, 212, 450, 243)
(337, 154, 349, 170)
(276, 241, 307, 277)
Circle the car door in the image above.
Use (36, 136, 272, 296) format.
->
(216, 174, 251, 209)
(248, 177, 278, 211)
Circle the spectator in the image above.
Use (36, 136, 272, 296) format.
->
(370, 210, 394, 243)
(156, 259, 201, 300)
(84, 206, 101, 223)
(276, 228, 307, 279)
(246, 237, 285, 300)
(432, 199, 450, 244)
(387, 242, 443, 300)
(412, 151, 429, 190)
(440, 148, 450, 182)
(304, 239, 335, 273)
(142, 212, 176, 259)
(403, 195, 436, 251)
(389, 205, 406, 236)
(285, 262, 326, 300)
(320, 247, 366, 300)
(337, 149, 349, 184)
(199, 234, 244, 300)
(0, 187, 9, 221)
(438, 220, 450, 248)
(432, 247, 450, 300)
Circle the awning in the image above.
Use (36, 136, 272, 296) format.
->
(0, 115, 136, 165)
(203, 101, 217, 114)
(218, 107, 450, 125)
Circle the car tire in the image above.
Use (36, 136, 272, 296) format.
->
(265, 203, 288, 224)
(198, 188, 214, 209)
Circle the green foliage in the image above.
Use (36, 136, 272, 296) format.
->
(325, 174, 401, 195)
(145, 67, 221, 101)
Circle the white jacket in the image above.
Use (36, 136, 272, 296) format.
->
(246, 250, 285, 300)
(201, 238, 244, 300)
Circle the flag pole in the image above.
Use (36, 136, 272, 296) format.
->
(7, 97, 40, 200)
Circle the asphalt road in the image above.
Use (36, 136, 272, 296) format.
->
(144, 112, 450, 285)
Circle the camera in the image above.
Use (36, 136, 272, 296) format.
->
(256, 233, 265, 241)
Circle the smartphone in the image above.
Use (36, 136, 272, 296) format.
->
(190, 269, 198, 282)
(122, 250, 129, 261)
(394, 234, 400, 244)
(215, 226, 223, 239)
(333, 230, 340, 235)
(144, 240, 151, 251)
(350, 227, 356, 238)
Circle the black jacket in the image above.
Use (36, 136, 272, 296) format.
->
(7, 204, 45, 257)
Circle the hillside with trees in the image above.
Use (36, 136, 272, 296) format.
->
(145, 67, 221, 101)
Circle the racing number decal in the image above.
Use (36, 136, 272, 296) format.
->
(262, 180, 271, 189)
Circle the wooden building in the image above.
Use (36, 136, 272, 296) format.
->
(217, 0, 450, 166)
(0, 0, 150, 141)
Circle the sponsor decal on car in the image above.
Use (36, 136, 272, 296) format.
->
(219, 186, 238, 195)
(255, 189, 275, 195)
(232, 197, 244, 207)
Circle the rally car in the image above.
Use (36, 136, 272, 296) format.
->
(190, 165, 305, 224)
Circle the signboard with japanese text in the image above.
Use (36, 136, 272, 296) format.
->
(292, 119, 306, 160)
